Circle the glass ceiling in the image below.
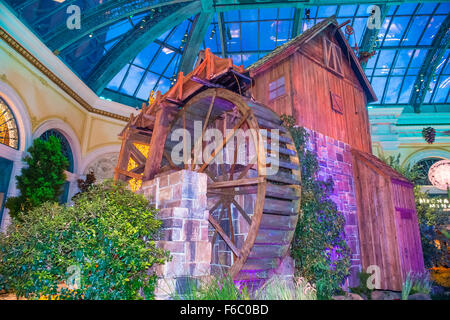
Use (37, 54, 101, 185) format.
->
(4, 1, 450, 108)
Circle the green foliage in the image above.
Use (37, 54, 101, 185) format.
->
(281, 115, 351, 300)
(402, 274, 414, 300)
(379, 154, 424, 184)
(410, 273, 432, 295)
(0, 180, 170, 300)
(172, 275, 249, 300)
(255, 276, 317, 300)
(401, 272, 431, 300)
(349, 272, 374, 299)
(380, 154, 448, 268)
(5, 136, 69, 221)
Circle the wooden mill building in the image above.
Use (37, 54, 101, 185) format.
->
(248, 16, 424, 291)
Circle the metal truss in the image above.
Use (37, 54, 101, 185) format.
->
(86, 1, 201, 94)
(410, 13, 450, 113)
(178, 12, 214, 74)
(44, 0, 193, 52)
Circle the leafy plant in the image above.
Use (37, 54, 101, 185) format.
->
(172, 274, 249, 300)
(5, 136, 69, 221)
(349, 272, 374, 299)
(255, 276, 317, 300)
(410, 273, 432, 295)
(0, 180, 170, 300)
(281, 115, 351, 300)
(402, 273, 413, 300)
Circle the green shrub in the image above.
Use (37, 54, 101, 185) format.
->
(0, 180, 170, 300)
(281, 115, 351, 300)
(5, 136, 69, 221)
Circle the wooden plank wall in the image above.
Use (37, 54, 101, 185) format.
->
(352, 155, 403, 291)
(391, 181, 425, 279)
(251, 32, 372, 153)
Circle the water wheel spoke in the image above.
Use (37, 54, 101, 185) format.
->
(208, 198, 223, 214)
(227, 201, 237, 260)
(209, 215, 241, 258)
(231, 198, 252, 224)
(163, 151, 177, 169)
(192, 94, 216, 166)
(236, 156, 257, 180)
(198, 111, 250, 173)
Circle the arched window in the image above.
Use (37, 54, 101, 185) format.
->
(40, 129, 74, 203)
(415, 157, 443, 185)
(0, 97, 19, 149)
(40, 129, 74, 172)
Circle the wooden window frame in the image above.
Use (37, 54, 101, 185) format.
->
(323, 38, 343, 77)
(268, 76, 286, 101)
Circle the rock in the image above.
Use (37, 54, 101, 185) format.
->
(408, 293, 431, 300)
(332, 293, 364, 300)
(371, 290, 401, 300)
(346, 293, 364, 300)
(431, 285, 444, 296)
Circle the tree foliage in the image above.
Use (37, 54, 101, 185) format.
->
(5, 136, 68, 221)
(281, 115, 351, 300)
(0, 180, 170, 300)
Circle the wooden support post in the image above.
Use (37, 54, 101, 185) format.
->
(143, 104, 173, 181)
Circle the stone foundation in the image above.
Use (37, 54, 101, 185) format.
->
(141, 170, 211, 299)
(305, 128, 362, 288)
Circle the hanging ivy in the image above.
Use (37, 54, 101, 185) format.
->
(281, 115, 351, 300)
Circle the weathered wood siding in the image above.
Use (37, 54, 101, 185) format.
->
(250, 32, 372, 153)
(352, 150, 424, 291)
(391, 180, 425, 279)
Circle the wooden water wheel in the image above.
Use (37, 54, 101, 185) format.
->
(115, 50, 301, 287)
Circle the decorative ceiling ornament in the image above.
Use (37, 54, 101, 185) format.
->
(428, 159, 450, 193)
(422, 127, 436, 144)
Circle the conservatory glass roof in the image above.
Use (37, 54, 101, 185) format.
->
(4, 1, 450, 111)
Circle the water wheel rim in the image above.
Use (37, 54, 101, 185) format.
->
(165, 88, 267, 278)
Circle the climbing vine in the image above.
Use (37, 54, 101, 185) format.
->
(281, 115, 351, 300)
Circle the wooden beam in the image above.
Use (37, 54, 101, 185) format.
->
(209, 177, 265, 189)
(143, 104, 173, 180)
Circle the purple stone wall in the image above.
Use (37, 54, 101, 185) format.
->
(305, 128, 362, 288)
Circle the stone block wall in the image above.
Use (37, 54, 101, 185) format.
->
(305, 128, 362, 288)
(141, 170, 211, 299)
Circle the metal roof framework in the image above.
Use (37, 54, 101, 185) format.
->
(3, 0, 450, 111)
